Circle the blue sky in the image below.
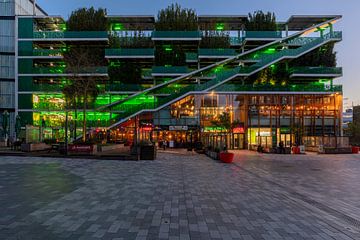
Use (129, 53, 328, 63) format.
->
(37, 0, 360, 106)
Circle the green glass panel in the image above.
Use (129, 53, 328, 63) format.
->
(18, 41, 33, 56)
(18, 94, 33, 109)
(18, 18, 34, 38)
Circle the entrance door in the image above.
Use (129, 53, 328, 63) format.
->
(233, 134, 244, 149)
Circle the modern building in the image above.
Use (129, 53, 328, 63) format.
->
(0, 0, 46, 138)
(1, 3, 344, 149)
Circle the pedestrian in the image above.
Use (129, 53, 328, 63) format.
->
(163, 140, 166, 150)
(279, 141, 285, 154)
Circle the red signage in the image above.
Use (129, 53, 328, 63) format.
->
(233, 127, 245, 134)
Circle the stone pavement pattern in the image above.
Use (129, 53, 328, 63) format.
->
(0, 151, 359, 240)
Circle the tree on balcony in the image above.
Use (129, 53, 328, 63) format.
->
(246, 11, 277, 31)
(290, 43, 337, 67)
(155, 3, 198, 31)
(108, 62, 142, 85)
(155, 45, 186, 66)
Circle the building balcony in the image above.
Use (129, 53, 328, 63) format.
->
(28, 31, 108, 41)
(105, 84, 146, 92)
(215, 84, 343, 93)
(152, 66, 189, 77)
(105, 48, 155, 59)
(18, 49, 64, 58)
(244, 31, 283, 39)
(289, 67, 343, 78)
(198, 49, 237, 58)
(151, 31, 202, 41)
(186, 53, 198, 62)
(19, 66, 108, 76)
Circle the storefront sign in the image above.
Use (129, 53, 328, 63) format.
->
(169, 126, 188, 131)
(68, 144, 93, 153)
(233, 127, 244, 134)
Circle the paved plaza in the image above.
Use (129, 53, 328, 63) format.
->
(0, 151, 360, 240)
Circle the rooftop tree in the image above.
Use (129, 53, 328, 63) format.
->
(246, 11, 277, 31)
(155, 3, 198, 31)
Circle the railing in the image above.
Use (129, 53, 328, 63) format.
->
(105, 84, 145, 92)
(19, 49, 63, 57)
(215, 84, 343, 93)
(245, 31, 282, 39)
(151, 31, 202, 39)
(290, 67, 343, 75)
(105, 48, 154, 57)
(186, 52, 198, 62)
(198, 48, 236, 56)
(230, 37, 243, 45)
(20, 67, 108, 74)
(152, 66, 189, 74)
(33, 31, 108, 39)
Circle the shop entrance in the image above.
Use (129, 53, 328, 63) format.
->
(232, 133, 244, 149)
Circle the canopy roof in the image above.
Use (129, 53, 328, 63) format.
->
(279, 15, 342, 31)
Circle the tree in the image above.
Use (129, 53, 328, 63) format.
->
(67, 7, 107, 31)
(155, 45, 186, 66)
(155, 3, 198, 31)
(108, 62, 142, 84)
(246, 11, 277, 31)
(63, 48, 101, 142)
(290, 43, 337, 67)
(63, 7, 107, 142)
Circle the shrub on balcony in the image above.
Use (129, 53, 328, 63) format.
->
(200, 31, 231, 48)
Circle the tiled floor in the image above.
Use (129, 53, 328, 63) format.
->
(0, 151, 359, 240)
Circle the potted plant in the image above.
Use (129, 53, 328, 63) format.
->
(210, 111, 239, 163)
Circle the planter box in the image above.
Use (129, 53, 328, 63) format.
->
(21, 143, 51, 152)
(323, 147, 352, 154)
(140, 145, 157, 160)
(219, 152, 234, 163)
(99, 144, 124, 152)
(68, 144, 97, 155)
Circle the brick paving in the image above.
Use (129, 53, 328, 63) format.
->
(0, 151, 360, 239)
